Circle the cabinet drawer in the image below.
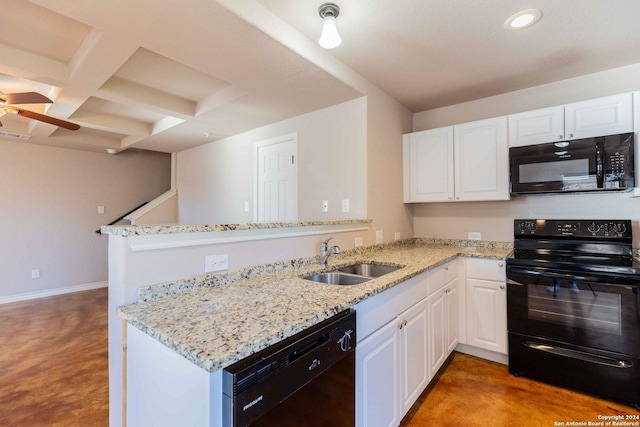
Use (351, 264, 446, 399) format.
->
(355, 272, 429, 341)
(465, 258, 505, 282)
(427, 259, 457, 294)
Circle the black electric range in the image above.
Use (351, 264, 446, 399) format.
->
(506, 219, 640, 410)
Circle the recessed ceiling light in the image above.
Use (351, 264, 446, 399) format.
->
(504, 9, 542, 30)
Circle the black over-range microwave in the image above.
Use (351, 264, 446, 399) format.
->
(509, 132, 635, 195)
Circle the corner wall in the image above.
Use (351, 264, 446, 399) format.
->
(0, 142, 171, 302)
(366, 91, 414, 245)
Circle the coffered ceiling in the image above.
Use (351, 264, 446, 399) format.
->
(1, 0, 639, 153)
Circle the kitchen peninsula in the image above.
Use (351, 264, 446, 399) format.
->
(111, 224, 511, 426)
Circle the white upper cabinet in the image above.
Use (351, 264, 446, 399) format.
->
(565, 93, 633, 139)
(508, 106, 564, 147)
(403, 126, 454, 202)
(508, 93, 634, 147)
(454, 117, 509, 201)
(403, 117, 509, 203)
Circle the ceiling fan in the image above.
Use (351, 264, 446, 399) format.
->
(0, 91, 80, 131)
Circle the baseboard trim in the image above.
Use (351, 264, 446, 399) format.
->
(455, 343, 508, 365)
(0, 281, 108, 305)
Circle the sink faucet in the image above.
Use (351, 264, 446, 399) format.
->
(320, 237, 341, 267)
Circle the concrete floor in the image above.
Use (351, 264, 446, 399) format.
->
(401, 352, 635, 426)
(0, 288, 635, 426)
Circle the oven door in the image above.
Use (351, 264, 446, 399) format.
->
(507, 266, 640, 357)
(510, 138, 600, 194)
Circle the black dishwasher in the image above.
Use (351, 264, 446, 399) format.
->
(222, 309, 356, 427)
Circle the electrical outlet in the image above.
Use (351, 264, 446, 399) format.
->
(341, 199, 350, 213)
(376, 230, 383, 244)
(468, 232, 482, 240)
(354, 237, 363, 247)
(31, 269, 40, 279)
(97, 205, 105, 214)
(244, 202, 249, 212)
(205, 254, 228, 273)
(394, 232, 401, 241)
(322, 200, 329, 213)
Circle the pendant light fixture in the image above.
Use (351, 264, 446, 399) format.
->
(318, 3, 341, 49)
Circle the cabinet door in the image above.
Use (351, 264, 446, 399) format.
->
(356, 320, 400, 427)
(453, 117, 509, 201)
(400, 299, 429, 414)
(403, 127, 454, 202)
(446, 279, 459, 354)
(466, 278, 507, 354)
(428, 287, 447, 378)
(564, 93, 633, 140)
(508, 106, 564, 147)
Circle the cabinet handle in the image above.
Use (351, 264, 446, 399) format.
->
(557, 135, 564, 140)
(398, 321, 403, 329)
(500, 285, 505, 290)
(444, 266, 449, 271)
(455, 197, 460, 200)
(567, 133, 574, 138)
(498, 263, 504, 268)
(403, 319, 408, 326)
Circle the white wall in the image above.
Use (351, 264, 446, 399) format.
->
(411, 63, 640, 245)
(414, 192, 640, 246)
(177, 97, 367, 223)
(0, 142, 171, 302)
(366, 91, 414, 245)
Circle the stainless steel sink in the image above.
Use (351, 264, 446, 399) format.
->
(302, 263, 403, 286)
(336, 263, 402, 277)
(302, 272, 371, 285)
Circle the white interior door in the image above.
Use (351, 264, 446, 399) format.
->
(255, 134, 298, 222)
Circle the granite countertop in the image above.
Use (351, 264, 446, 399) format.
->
(101, 219, 372, 236)
(117, 239, 513, 373)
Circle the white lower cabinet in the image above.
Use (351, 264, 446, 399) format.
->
(356, 320, 401, 427)
(400, 299, 430, 414)
(428, 277, 458, 377)
(465, 259, 507, 354)
(356, 297, 429, 427)
(355, 260, 460, 427)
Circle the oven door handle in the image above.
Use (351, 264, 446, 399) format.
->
(524, 341, 632, 368)
(507, 266, 599, 282)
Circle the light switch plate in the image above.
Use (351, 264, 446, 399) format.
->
(468, 232, 482, 240)
(341, 199, 350, 213)
(376, 230, 383, 244)
(354, 237, 363, 247)
(394, 232, 401, 241)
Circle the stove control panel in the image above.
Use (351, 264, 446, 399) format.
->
(514, 219, 632, 239)
(516, 220, 538, 234)
(584, 221, 628, 236)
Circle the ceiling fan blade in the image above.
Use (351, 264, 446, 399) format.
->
(1, 92, 53, 105)
(15, 108, 80, 131)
